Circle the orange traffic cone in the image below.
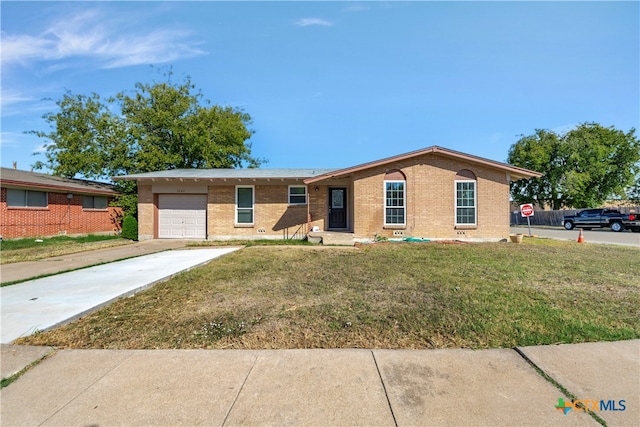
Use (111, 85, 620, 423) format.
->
(577, 229, 585, 243)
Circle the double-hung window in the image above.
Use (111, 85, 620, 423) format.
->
(82, 196, 108, 209)
(6, 189, 47, 208)
(236, 186, 254, 225)
(288, 186, 307, 205)
(384, 180, 405, 225)
(455, 180, 476, 225)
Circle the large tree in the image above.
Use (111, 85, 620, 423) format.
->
(508, 123, 640, 210)
(31, 72, 262, 216)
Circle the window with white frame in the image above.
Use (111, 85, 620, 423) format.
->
(82, 195, 108, 209)
(236, 186, 254, 224)
(384, 180, 405, 225)
(6, 189, 47, 208)
(455, 180, 476, 225)
(288, 186, 307, 205)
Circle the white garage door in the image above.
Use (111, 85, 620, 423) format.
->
(158, 194, 207, 239)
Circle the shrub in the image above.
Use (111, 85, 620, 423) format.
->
(121, 215, 138, 241)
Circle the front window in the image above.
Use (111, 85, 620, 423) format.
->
(82, 196, 108, 209)
(7, 189, 47, 207)
(455, 181, 476, 225)
(385, 180, 405, 225)
(236, 186, 254, 224)
(288, 186, 307, 205)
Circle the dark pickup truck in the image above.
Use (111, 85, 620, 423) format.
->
(563, 209, 640, 232)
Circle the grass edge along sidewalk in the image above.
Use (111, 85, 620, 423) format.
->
(0, 234, 131, 265)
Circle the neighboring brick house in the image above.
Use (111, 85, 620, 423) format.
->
(114, 146, 541, 242)
(1, 168, 120, 239)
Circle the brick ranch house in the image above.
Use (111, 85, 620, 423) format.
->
(1, 168, 120, 239)
(115, 146, 541, 242)
(116, 146, 541, 243)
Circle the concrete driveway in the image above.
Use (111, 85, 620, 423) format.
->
(0, 248, 239, 344)
(1, 239, 190, 284)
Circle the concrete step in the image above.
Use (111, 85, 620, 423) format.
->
(308, 232, 355, 246)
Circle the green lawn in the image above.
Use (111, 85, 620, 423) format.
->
(16, 239, 639, 350)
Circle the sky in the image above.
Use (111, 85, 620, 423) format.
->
(2, 1, 639, 176)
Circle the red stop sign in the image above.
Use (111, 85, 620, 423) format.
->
(520, 204, 534, 217)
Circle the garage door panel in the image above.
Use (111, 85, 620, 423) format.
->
(158, 195, 207, 239)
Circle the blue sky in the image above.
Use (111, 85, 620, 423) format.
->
(2, 1, 638, 175)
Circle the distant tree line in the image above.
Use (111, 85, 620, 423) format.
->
(508, 123, 640, 210)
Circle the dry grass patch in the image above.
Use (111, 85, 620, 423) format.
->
(17, 241, 640, 350)
(0, 235, 131, 264)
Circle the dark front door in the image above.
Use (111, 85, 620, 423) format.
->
(329, 188, 347, 229)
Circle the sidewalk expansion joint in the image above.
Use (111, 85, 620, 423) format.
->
(221, 352, 259, 427)
(370, 350, 398, 427)
(512, 347, 607, 427)
(39, 350, 136, 427)
(1, 347, 57, 389)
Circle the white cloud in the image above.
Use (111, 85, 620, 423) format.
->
(0, 132, 33, 149)
(294, 18, 334, 27)
(0, 91, 34, 108)
(0, 88, 56, 118)
(97, 30, 206, 69)
(1, 9, 206, 70)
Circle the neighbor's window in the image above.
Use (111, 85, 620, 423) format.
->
(288, 186, 307, 205)
(6, 189, 47, 208)
(455, 181, 476, 225)
(82, 196, 108, 209)
(236, 186, 254, 224)
(384, 181, 406, 225)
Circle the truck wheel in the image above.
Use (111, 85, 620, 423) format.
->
(564, 221, 574, 230)
(610, 222, 624, 232)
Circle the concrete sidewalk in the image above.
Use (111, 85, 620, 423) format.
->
(1, 239, 191, 284)
(1, 340, 637, 426)
(1, 247, 240, 343)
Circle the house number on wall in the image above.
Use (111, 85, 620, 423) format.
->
(176, 189, 186, 193)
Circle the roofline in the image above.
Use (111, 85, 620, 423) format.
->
(304, 146, 542, 183)
(112, 169, 336, 181)
(0, 179, 117, 195)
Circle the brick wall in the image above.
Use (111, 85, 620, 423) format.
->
(0, 188, 120, 239)
(207, 184, 308, 239)
(137, 184, 154, 240)
(351, 153, 510, 240)
(308, 185, 327, 231)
